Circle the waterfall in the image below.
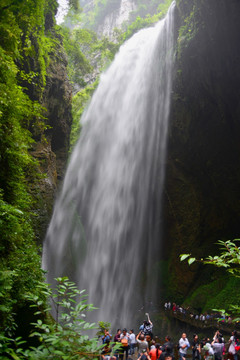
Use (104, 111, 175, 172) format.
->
(43, 2, 176, 330)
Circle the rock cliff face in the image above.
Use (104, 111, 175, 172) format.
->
(81, 0, 136, 39)
(162, 0, 240, 304)
(97, 0, 136, 39)
(31, 33, 72, 244)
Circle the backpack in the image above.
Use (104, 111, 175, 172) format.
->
(208, 346, 214, 356)
(121, 338, 128, 347)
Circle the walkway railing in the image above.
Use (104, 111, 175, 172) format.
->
(164, 309, 240, 333)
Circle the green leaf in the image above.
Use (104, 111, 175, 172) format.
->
(188, 257, 196, 265)
(232, 317, 240, 322)
(180, 254, 191, 261)
(53, 350, 66, 355)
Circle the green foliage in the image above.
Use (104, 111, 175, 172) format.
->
(60, 25, 119, 148)
(62, 0, 173, 148)
(96, 321, 111, 338)
(80, 0, 171, 33)
(0, 45, 41, 206)
(203, 240, 240, 276)
(0, 334, 27, 360)
(177, 9, 196, 54)
(180, 239, 240, 276)
(176, 1, 204, 59)
(0, 0, 59, 205)
(179, 254, 196, 265)
(0, 195, 44, 332)
(69, 0, 80, 12)
(66, 0, 173, 148)
(0, 0, 58, 88)
(60, 22, 119, 88)
(118, 0, 172, 42)
(0, 0, 60, 338)
(93, 36, 119, 63)
(80, 0, 121, 30)
(179, 253, 191, 261)
(183, 276, 240, 317)
(130, 0, 171, 21)
(70, 81, 98, 149)
(0, 50, 45, 327)
(180, 239, 240, 316)
(0, 270, 17, 334)
(0, 277, 102, 360)
(61, 26, 93, 87)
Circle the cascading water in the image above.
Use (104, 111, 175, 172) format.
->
(43, 2, 176, 329)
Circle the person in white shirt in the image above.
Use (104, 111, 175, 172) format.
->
(179, 333, 190, 360)
(228, 330, 238, 360)
(211, 337, 224, 360)
(129, 329, 136, 355)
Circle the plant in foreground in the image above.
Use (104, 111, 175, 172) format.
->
(180, 239, 240, 321)
(0, 277, 102, 359)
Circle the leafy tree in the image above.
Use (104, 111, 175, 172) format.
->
(180, 239, 240, 318)
(69, 0, 80, 12)
(96, 321, 111, 338)
(60, 26, 94, 87)
(180, 239, 240, 276)
(0, 277, 103, 359)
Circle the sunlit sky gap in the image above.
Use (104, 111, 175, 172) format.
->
(56, 0, 69, 24)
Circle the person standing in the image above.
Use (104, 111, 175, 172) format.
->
(129, 329, 136, 355)
(211, 337, 224, 360)
(192, 334, 201, 360)
(162, 336, 174, 355)
(101, 342, 117, 360)
(137, 350, 151, 360)
(136, 331, 149, 357)
(114, 329, 121, 343)
(213, 330, 224, 343)
(202, 337, 214, 360)
(228, 330, 238, 360)
(143, 313, 153, 339)
(119, 328, 130, 360)
(149, 343, 162, 360)
(102, 329, 112, 344)
(179, 333, 190, 360)
(113, 329, 121, 360)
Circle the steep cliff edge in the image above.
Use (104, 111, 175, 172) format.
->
(163, 0, 240, 307)
(31, 38, 72, 244)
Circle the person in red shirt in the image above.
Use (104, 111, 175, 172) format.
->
(149, 343, 162, 360)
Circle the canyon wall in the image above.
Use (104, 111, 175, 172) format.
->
(162, 0, 240, 308)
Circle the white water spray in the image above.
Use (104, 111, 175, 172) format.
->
(43, 2, 176, 329)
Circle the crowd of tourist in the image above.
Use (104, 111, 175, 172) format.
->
(164, 302, 238, 326)
(100, 313, 240, 360)
(176, 330, 240, 360)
